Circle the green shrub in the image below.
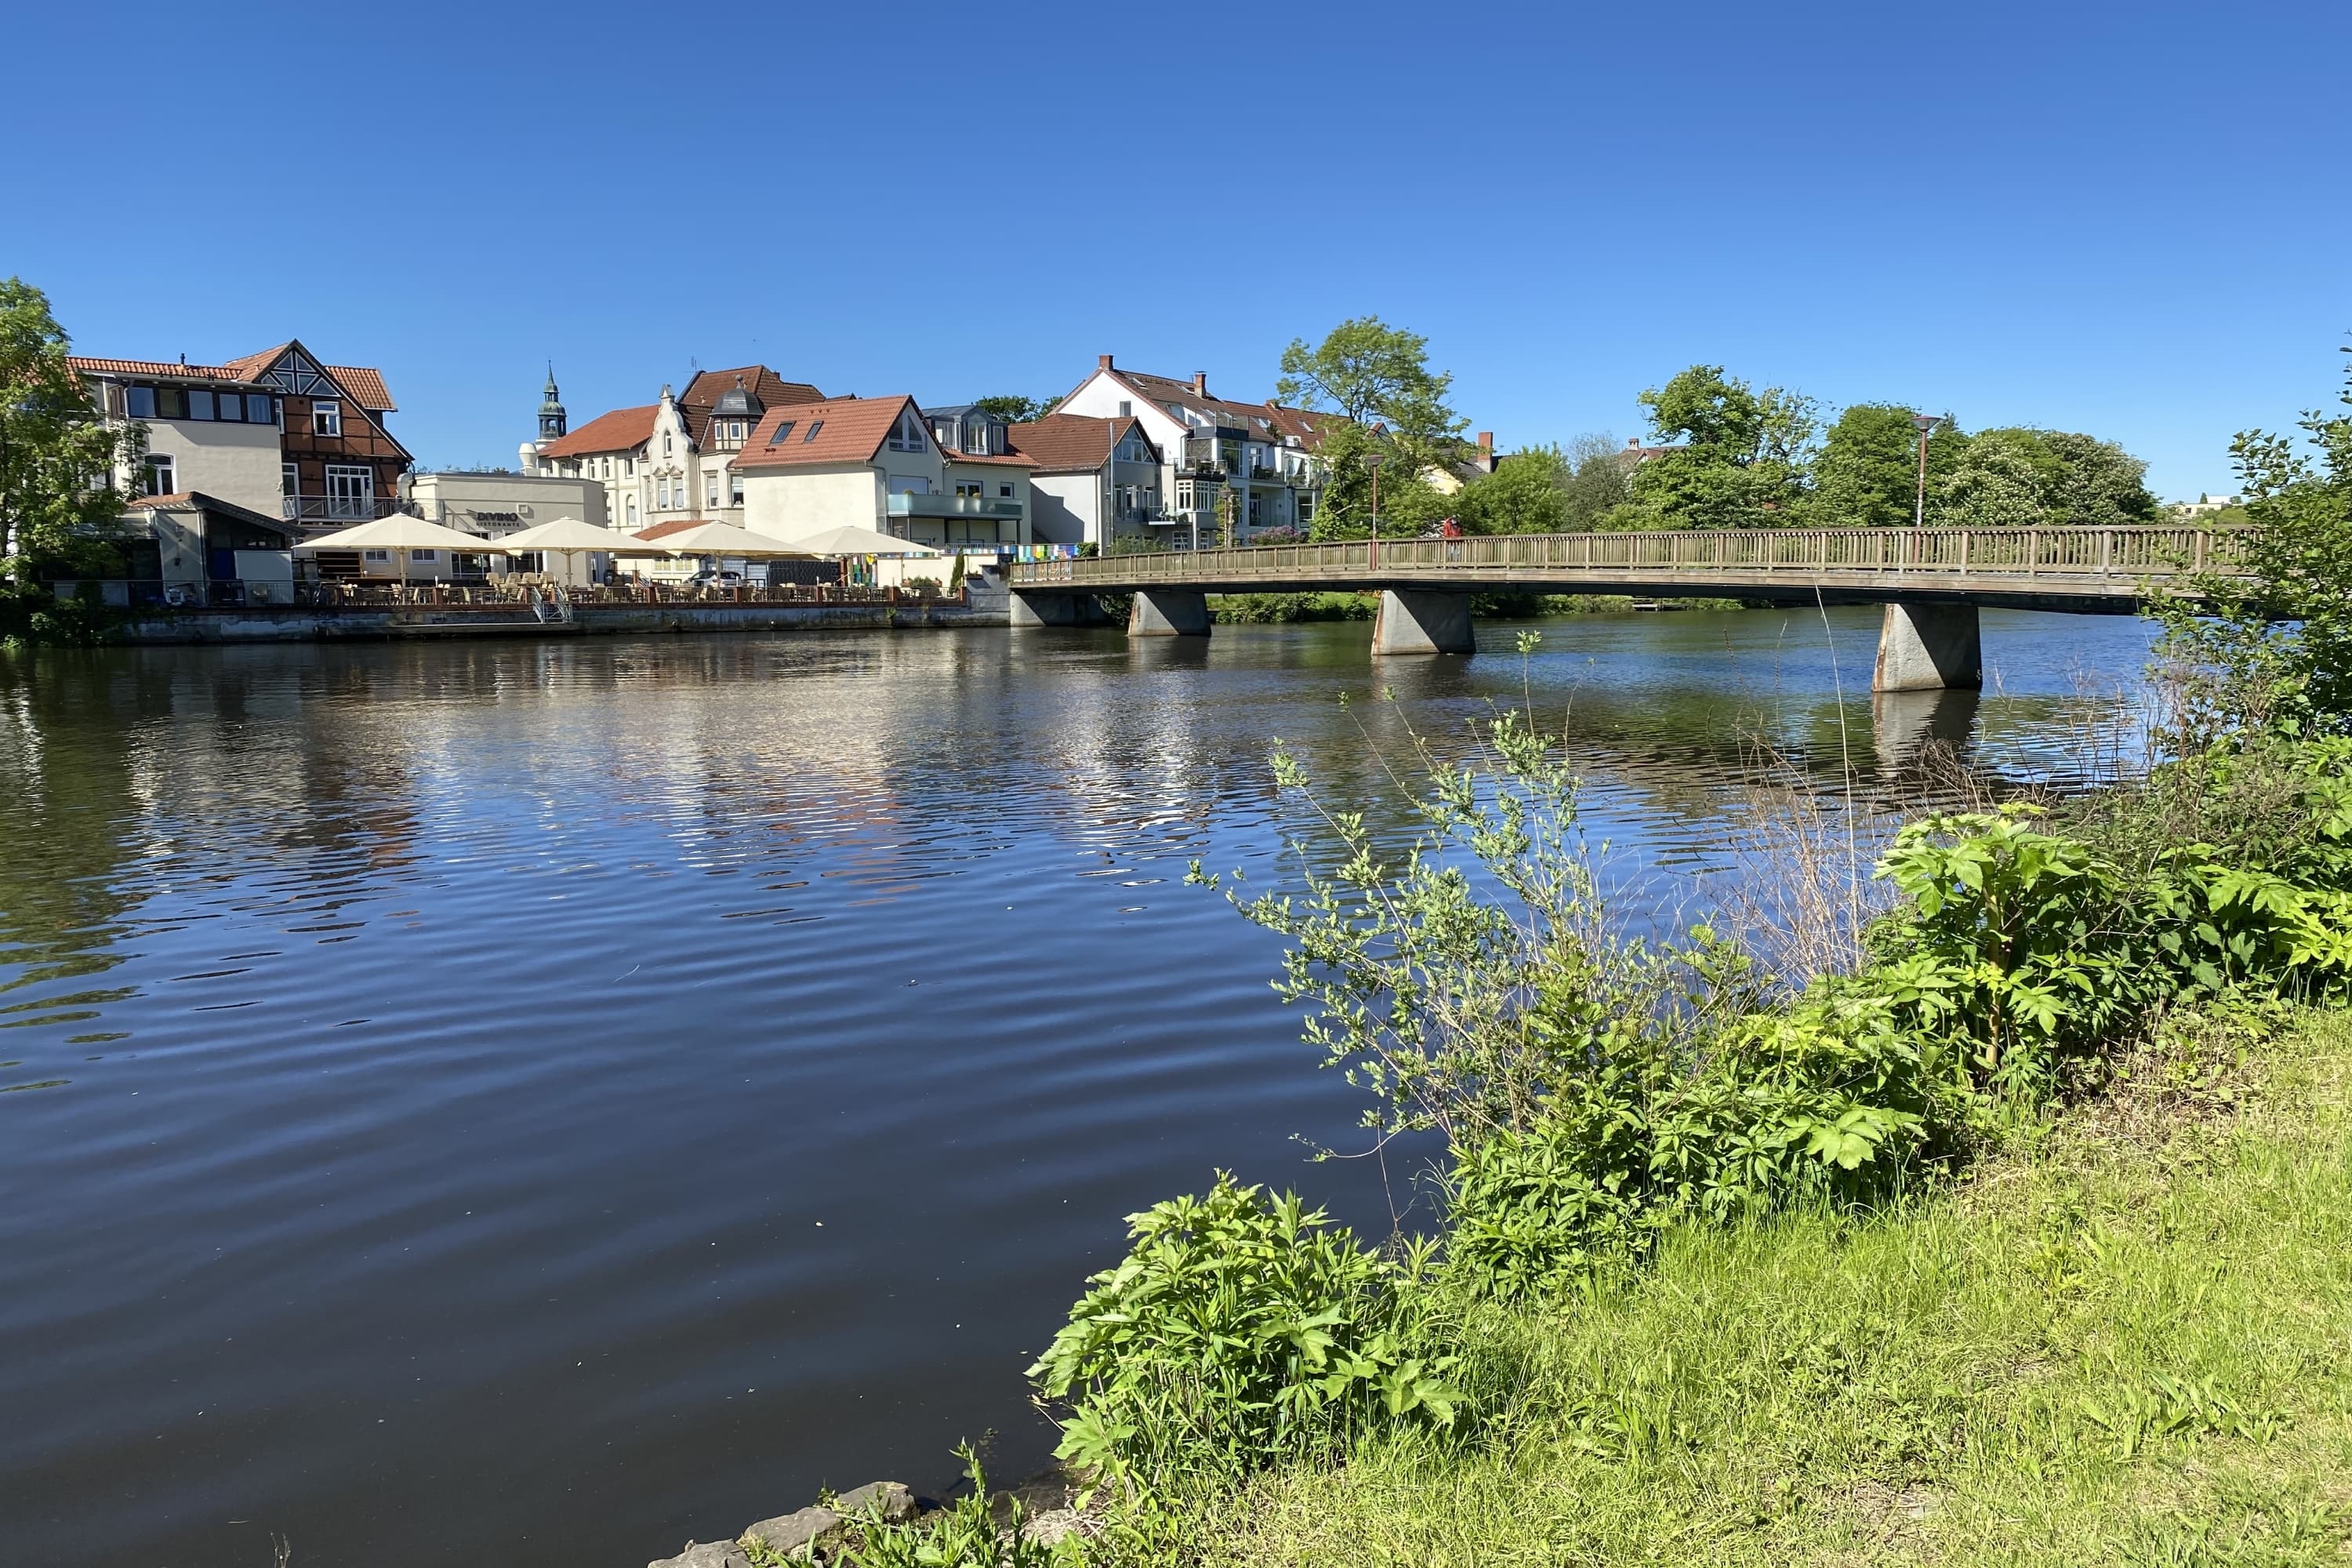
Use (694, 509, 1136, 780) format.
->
(1026, 1174, 1455, 1488)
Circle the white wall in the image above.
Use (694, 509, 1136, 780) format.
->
(1029, 472, 1098, 545)
(136, 419, 283, 517)
(739, 465, 884, 539)
(407, 471, 609, 532)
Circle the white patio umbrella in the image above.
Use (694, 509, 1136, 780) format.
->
(296, 514, 506, 583)
(786, 524, 945, 557)
(637, 521, 813, 558)
(485, 516, 625, 583)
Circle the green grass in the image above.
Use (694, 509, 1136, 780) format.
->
(1204, 1010, 2352, 1566)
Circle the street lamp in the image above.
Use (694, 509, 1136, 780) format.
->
(1363, 451, 1383, 569)
(1910, 412, 1941, 528)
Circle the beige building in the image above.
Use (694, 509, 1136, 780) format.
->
(525, 365, 823, 535)
(735, 397, 1032, 550)
(403, 470, 609, 537)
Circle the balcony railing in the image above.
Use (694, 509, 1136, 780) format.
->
(886, 493, 1024, 519)
(284, 495, 401, 524)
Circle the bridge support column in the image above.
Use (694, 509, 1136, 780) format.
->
(1371, 590, 1475, 656)
(1128, 588, 1210, 637)
(1872, 601, 1981, 691)
(1009, 590, 1107, 629)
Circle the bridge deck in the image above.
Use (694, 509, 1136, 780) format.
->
(1008, 525, 2242, 611)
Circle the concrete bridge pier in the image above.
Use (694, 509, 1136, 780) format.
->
(1009, 590, 1109, 629)
(1371, 590, 1476, 656)
(1872, 601, 1982, 691)
(1128, 588, 1210, 637)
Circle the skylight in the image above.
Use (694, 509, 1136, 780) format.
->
(804, 421, 823, 442)
(768, 420, 796, 445)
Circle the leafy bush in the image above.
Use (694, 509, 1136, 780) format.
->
(1027, 1174, 1455, 1487)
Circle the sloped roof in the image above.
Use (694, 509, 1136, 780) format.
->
(1007, 413, 1154, 474)
(219, 343, 398, 412)
(67, 358, 267, 385)
(123, 491, 299, 536)
(539, 405, 659, 458)
(1089, 365, 1348, 452)
(733, 397, 913, 470)
(630, 518, 725, 543)
(679, 366, 825, 446)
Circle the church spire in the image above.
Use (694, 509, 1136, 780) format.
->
(538, 364, 568, 441)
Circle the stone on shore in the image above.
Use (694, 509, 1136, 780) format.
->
(832, 1480, 916, 1523)
(647, 1542, 749, 1568)
(740, 1504, 840, 1556)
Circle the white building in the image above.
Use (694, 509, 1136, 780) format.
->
(735, 396, 1032, 550)
(402, 470, 609, 537)
(1010, 414, 1163, 549)
(1051, 356, 1338, 543)
(524, 365, 825, 535)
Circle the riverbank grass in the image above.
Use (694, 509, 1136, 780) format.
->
(1207, 1005, 2352, 1566)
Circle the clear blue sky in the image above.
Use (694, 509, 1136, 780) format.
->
(7, 1, 2344, 500)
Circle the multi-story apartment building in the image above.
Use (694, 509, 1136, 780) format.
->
(735, 397, 1031, 550)
(525, 365, 824, 534)
(1052, 356, 1338, 543)
(69, 340, 408, 532)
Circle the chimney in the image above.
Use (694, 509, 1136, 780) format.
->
(1191, 372, 1207, 397)
(1477, 431, 1494, 453)
(1098, 354, 1114, 370)
(1626, 437, 1641, 449)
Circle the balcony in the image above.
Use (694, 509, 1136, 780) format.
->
(886, 493, 1023, 519)
(284, 495, 401, 525)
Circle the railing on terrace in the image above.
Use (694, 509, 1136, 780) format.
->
(284, 496, 405, 524)
(1011, 525, 2252, 590)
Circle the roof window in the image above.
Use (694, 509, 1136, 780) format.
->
(768, 420, 796, 445)
(803, 420, 823, 442)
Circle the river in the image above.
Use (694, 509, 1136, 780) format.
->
(0, 606, 2155, 1565)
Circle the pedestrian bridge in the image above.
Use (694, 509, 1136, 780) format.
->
(1006, 525, 2244, 691)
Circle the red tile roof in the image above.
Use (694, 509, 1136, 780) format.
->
(732, 397, 915, 470)
(630, 519, 726, 543)
(1007, 413, 1154, 473)
(945, 450, 1036, 468)
(539, 405, 659, 458)
(70, 347, 397, 411)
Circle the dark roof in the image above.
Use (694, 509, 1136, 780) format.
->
(124, 491, 299, 537)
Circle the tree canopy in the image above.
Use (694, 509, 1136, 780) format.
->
(971, 394, 1059, 423)
(1619, 365, 1818, 529)
(1, 278, 144, 643)
(1279, 318, 1467, 540)
(1811, 404, 1964, 528)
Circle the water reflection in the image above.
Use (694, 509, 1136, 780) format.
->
(0, 608, 2154, 1566)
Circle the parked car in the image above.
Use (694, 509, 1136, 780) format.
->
(687, 568, 746, 588)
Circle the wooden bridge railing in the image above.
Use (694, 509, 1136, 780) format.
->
(1011, 526, 2251, 590)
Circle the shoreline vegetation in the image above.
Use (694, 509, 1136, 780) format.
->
(672, 349, 2352, 1566)
(1204, 591, 1747, 624)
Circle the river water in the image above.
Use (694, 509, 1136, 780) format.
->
(0, 607, 2154, 1566)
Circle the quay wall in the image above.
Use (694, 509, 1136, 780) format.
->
(117, 600, 1013, 645)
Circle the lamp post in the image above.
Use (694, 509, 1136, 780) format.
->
(1910, 412, 1941, 528)
(1363, 451, 1383, 571)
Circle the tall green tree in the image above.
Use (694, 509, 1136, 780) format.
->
(1811, 403, 1965, 527)
(0, 279, 144, 644)
(1559, 433, 1633, 530)
(1935, 428, 2049, 528)
(1622, 365, 1818, 529)
(971, 394, 1059, 423)
(1280, 317, 1468, 539)
(2150, 345, 2352, 742)
(2035, 429, 2160, 528)
(1454, 446, 1570, 535)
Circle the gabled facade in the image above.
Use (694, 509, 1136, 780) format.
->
(1010, 414, 1163, 548)
(734, 397, 1032, 550)
(69, 342, 408, 535)
(1054, 356, 1334, 543)
(528, 364, 824, 534)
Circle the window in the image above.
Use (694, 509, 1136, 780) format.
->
(662, 434, 673, 456)
(887, 409, 924, 452)
(282, 463, 298, 496)
(1116, 400, 1132, 417)
(411, 550, 437, 563)
(705, 473, 719, 508)
(142, 454, 174, 495)
(656, 478, 670, 509)
(363, 549, 391, 563)
(803, 420, 822, 442)
(125, 385, 156, 419)
(626, 496, 638, 524)
(312, 400, 342, 436)
(188, 390, 216, 420)
(729, 472, 743, 505)
(157, 387, 187, 419)
(768, 420, 796, 445)
(218, 390, 246, 422)
(624, 458, 634, 477)
(954, 481, 982, 499)
(324, 464, 374, 520)
(249, 394, 276, 424)
(999, 484, 1013, 498)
